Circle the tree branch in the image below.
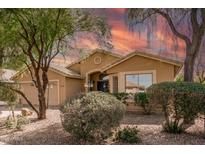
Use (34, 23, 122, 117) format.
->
(0, 82, 39, 115)
(153, 9, 192, 46)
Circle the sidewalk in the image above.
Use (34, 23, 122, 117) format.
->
(0, 101, 6, 106)
(0, 142, 8, 145)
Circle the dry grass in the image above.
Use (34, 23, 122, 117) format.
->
(0, 109, 205, 145)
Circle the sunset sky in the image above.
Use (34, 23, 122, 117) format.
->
(80, 9, 186, 56)
(54, 9, 195, 65)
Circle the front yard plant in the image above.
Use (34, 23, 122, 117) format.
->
(112, 92, 129, 104)
(5, 115, 29, 130)
(134, 92, 151, 114)
(162, 121, 184, 134)
(60, 91, 126, 144)
(114, 126, 140, 144)
(147, 81, 205, 133)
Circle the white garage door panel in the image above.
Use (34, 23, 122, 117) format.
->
(45, 81, 59, 106)
(20, 81, 59, 107)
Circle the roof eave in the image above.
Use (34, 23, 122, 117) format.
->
(101, 52, 183, 72)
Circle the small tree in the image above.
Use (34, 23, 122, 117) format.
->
(134, 92, 151, 114)
(1, 9, 110, 119)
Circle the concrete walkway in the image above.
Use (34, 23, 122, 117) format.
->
(0, 141, 8, 145)
(0, 103, 21, 118)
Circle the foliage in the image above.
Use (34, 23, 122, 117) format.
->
(0, 9, 111, 119)
(60, 91, 126, 144)
(5, 116, 16, 129)
(16, 115, 29, 130)
(114, 126, 140, 144)
(147, 82, 205, 129)
(162, 120, 184, 134)
(112, 92, 129, 104)
(175, 75, 184, 82)
(0, 83, 18, 103)
(5, 115, 29, 130)
(134, 92, 151, 114)
(0, 83, 19, 118)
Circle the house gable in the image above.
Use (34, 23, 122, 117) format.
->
(102, 51, 182, 72)
(104, 54, 182, 83)
(67, 49, 121, 77)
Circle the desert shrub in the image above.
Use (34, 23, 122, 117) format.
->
(114, 126, 140, 144)
(16, 115, 29, 130)
(112, 92, 129, 104)
(162, 120, 184, 134)
(147, 82, 205, 130)
(5, 115, 29, 130)
(60, 91, 126, 144)
(5, 116, 16, 129)
(134, 92, 151, 114)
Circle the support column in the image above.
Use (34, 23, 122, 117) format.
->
(85, 73, 89, 93)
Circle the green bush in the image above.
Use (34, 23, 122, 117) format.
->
(175, 75, 184, 82)
(134, 92, 151, 114)
(16, 115, 29, 130)
(60, 91, 126, 144)
(114, 126, 140, 144)
(5, 115, 29, 130)
(5, 116, 16, 129)
(112, 92, 129, 104)
(147, 82, 205, 129)
(162, 121, 184, 134)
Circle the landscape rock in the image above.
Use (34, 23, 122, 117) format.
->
(21, 108, 33, 117)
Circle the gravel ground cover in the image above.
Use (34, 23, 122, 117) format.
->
(0, 109, 205, 145)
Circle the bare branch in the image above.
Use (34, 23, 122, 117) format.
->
(153, 9, 192, 46)
(191, 9, 200, 33)
(199, 9, 205, 33)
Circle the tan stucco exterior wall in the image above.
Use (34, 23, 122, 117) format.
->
(106, 55, 178, 92)
(16, 69, 67, 106)
(65, 77, 84, 100)
(79, 52, 120, 77)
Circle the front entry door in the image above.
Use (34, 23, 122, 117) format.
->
(97, 80, 109, 92)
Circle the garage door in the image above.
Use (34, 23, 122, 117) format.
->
(20, 81, 59, 107)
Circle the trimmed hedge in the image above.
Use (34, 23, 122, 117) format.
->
(60, 91, 126, 144)
(147, 82, 205, 131)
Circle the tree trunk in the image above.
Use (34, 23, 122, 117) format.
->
(38, 91, 47, 120)
(184, 51, 195, 82)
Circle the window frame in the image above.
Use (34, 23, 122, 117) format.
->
(124, 72, 153, 93)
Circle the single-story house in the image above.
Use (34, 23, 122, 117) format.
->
(11, 49, 183, 109)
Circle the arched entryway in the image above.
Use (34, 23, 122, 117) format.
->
(85, 70, 109, 92)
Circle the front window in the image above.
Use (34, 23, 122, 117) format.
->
(125, 73, 153, 93)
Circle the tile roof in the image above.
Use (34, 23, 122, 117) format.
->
(50, 63, 81, 78)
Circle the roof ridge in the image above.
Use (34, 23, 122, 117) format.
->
(101, 50, 183, 72)
(66, 48, 122, 68)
